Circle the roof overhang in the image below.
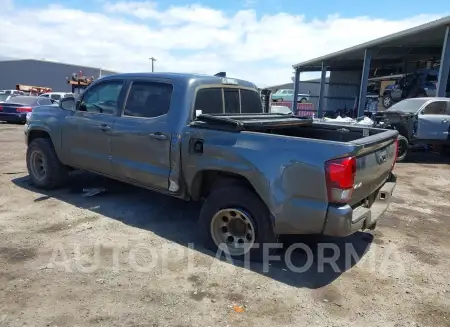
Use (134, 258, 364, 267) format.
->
(293, 16, 450, 72)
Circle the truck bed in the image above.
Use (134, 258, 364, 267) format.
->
(191, 113, 398, 207)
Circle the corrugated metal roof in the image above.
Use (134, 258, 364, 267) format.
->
(293, 16, 450, 69)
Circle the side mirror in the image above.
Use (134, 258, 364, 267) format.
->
(59, 96, 76, 110)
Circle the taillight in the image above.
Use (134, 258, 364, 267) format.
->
(392, 138, 398, 169)
(16, 107, 32, 113)
(0, 106, 3, 112)
(325, 156, 356, 204)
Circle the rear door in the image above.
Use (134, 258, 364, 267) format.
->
(416, 100, 449, 141)
(62, 79, 125, 175)
(111, 80, 173, 190)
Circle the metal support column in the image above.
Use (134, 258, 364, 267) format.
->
(357, 48, 372, 117)
(317, 62, 327, 118)
(292, 68, 300, 114)
(437, 25, 450, 97)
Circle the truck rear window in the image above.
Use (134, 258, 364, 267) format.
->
(194, 87, 262, 115)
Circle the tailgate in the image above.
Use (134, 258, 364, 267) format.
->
(349, 129, 398, 206)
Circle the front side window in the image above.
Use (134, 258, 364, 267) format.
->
(50, 94, 62, 100)
(123, 81, 173, 118)
(422, 101, 447, 115)
(79, 81, 123, 115)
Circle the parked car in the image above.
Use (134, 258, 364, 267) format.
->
(269, 105, 292, 115)
(24, 72, 398, 260)
(373, 97, 450, 161)
(382, 67, 450, 109)
(0, 93, 14, 102)
(271, 89, 310, 103)
(0, 96, 53, 123)
(0, 89, 25, 96)
(39, 92, 74, 104)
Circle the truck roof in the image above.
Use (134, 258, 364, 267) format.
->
(99, 72, 258, 89)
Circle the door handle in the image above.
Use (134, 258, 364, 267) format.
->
(441, 120, 448, 123)
(100, 124, 111, 132)
(148, 132, 168, 140)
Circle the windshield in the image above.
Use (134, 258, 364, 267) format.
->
(387, 99, 429, 113)
(0, 94, 9, 102)
(5, 96, 38, 105)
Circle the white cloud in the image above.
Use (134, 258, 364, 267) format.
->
(0, 0, 446, 86)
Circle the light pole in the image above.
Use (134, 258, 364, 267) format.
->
(149, 57, 156, 72)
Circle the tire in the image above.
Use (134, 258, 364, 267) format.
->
(396, 135, 408, 162)
(198, 185, 276, 261)
(26, 138, 68, 189)
(382, 94, 393, 109)
(300, 98, 307, 103)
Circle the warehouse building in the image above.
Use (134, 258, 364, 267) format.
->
(265, 78, 330, 110)
(0, 59, 117, 93)
(291, 16, 450, 117)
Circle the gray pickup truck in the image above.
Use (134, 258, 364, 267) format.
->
(24, 72, 398, 260)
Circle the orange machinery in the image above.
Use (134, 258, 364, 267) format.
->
(16, 84, 52, 95)
(67, 71, 95, 93)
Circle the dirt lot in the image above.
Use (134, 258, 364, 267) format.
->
(1, 123, 449, 327)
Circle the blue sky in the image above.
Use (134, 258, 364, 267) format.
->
(14, 0, 448, 19)
(0, 0, 448, 85)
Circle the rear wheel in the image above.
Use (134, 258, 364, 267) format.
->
(26, 138, 68, 189)
(300, 98, 307, 103)
(396, 135, 408, 162)
(199, 186, 276, 261)
(382, 94, 393, 109)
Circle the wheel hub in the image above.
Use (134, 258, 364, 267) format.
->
(30, 150, 46, 181)
(210, 208, 256, 256)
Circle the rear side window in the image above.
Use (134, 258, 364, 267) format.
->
(195, 88, 223, 114)
(124, 81, 173, 118)
(224, 89, 240, 114)
(241, 89, 263, 113)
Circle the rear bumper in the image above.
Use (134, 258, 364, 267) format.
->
(322, 174, 397, 237)
(0, 112, 26, 123)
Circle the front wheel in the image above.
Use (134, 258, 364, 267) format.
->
(396, 135, 408, 162)
(198, 186, 276, 261)
(299, 98, 307, 103)
(26, 138, 68, 189)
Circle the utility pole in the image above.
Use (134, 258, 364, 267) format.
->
(149, 57, 156, 72)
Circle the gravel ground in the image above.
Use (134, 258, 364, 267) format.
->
(1, 123, 449, 327)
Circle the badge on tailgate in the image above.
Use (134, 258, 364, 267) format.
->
(375, 149, 388, 164)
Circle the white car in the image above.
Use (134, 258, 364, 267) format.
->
(270, 105, 293, 115)
(39, 92, 74, 103)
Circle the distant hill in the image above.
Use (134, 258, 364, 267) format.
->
(0, 55, 16, 61)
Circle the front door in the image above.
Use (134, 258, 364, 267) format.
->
(111, 80, 173, 190)
(62, 79, 125, 175)
(416, 100, 450, 141)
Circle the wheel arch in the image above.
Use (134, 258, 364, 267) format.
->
(190, 169, 262, 202)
